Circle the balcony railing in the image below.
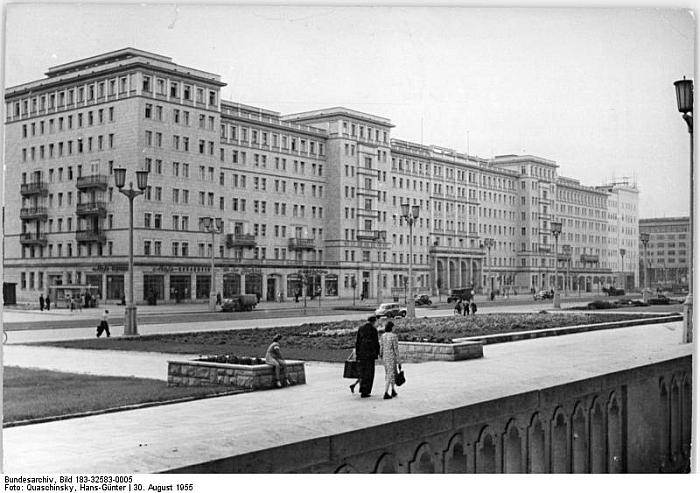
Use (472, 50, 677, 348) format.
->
(580, 254, 600, 263)
(20, 206, 48, 220)
(538, 244, 552, 253)
(76, 201, 107, 217)
(429, 244, 485, 256)
(357, 208, 380, 218)
(356, 230, 386, 241)
(19, 233, 48, 245)
(76, 174, 109, 190)
(20, 181, 48, 196)
(288, 237, 316, 250)
(225, 233, 256, 248)
(357, 167, 378, 177)
(356, 188, 379, 198)
(76, 230, 106, 243)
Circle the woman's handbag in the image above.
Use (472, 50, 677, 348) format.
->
(343, 350, 360, 379)
(395, 365, 406, 386)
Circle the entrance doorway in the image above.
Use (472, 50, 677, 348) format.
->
(362, 271, 370, 299)
(266, 276, 277, 301)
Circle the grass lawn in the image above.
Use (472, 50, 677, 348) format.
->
(3, 366, 241, 424)
(35, 312, 673, 363)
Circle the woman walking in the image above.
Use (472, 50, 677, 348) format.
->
(380, 321, 401, 400)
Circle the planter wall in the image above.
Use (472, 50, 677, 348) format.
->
(398, 341, 483, 362)
(168, 360, 306, 390)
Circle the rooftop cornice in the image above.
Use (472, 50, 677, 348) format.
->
(282, 106, 395, 128)
(6, 55, 225, 99)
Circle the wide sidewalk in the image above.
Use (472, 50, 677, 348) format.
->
(2, 320, 690, 474)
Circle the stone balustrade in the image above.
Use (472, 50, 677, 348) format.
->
(169, 355, 691, 473)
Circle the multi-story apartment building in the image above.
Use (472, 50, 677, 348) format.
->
(639, 217, 690, 289)
(596, 181, 641, 290)
(3, 48, 639, 304)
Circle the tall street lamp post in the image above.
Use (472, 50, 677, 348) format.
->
(481, 238, 495, 299)
(674, 76, 693, 344)
(202, 217, 223, 311)
(113, 167, 149, 336)
(375, 230, 387, 304)
(620, 248, 626, 291)
(563, 244, 572, 298)
(640, 232, 651, 303)
(551, 220, 563, 308)
(401, 202, 420, 318)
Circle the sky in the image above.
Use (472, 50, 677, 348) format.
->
(3, 4, 695, 218)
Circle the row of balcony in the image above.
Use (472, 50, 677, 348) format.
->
(19, 230, 106, 245)
(21, 202, 107, 220)
(20, 175, 109, 198)
(225, 234, 317, 251)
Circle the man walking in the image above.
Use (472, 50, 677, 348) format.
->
(39, 294, 45, 311)
(96, 309, 110, 338)
(355, 315, 380, 398)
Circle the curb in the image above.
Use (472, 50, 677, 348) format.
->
(453, 314, 683, 345)
(3, 387, 250, 429)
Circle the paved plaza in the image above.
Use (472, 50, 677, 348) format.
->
(2, 319, 690, 474)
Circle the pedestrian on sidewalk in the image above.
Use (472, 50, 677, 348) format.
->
(463, 300, 470, 316)
(96, 309, 111, 338)
(45, 295, 51, 311)
(216, 292, 222, 306)
(39, 294, 45, 311)
(380, 321, 401, 400)
(265, 334, 289, 387)
(355, 315, 380, 398)
(348, 348, 361, 394)
(454, 299, 463, 315)
(470, 300, 477, 315)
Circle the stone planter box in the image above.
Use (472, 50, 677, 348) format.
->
(167, 359, 306, 390)
(398, 340, 483, 362)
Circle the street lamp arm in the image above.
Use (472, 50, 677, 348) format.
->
(118, 187, 145, 200)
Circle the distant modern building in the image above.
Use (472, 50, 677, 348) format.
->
(3, 48, 640, 304)
(639, 216, 690, 289)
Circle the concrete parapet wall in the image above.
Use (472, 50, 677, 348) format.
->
(453, 314, 683, 345)
(398, 341, 483, 362)
(168, 355, 691, 473)
(167, 360, 306, 390)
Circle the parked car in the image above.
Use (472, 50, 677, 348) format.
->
(647, 294, 680, 305)
(533, 290, 554, 300)
(221, 294, 258, 312)
(447, 287, 473, 303)
(603, 286, 625, 296)
(414, 294, 432, 306)
(375, 302, 407, 318)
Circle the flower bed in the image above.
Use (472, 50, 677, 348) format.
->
(398, 340, 483, 362)
(168, 357, 306, 390)
(41, 312, 674, 363)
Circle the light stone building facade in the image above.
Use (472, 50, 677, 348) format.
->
(639, 216, 690, 289)
(3, 48, 639, 304)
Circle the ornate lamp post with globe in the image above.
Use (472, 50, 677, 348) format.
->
(202, 217, 223, 311)
(619, 248, 626, 291)
(551, 220, 563, 308)
(640, 232, 651, 303)
(113, 167, 149, 336)
(674, 76, 693, 343)
(562, 244, 572, 297)
(401, 202, 420, 318)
